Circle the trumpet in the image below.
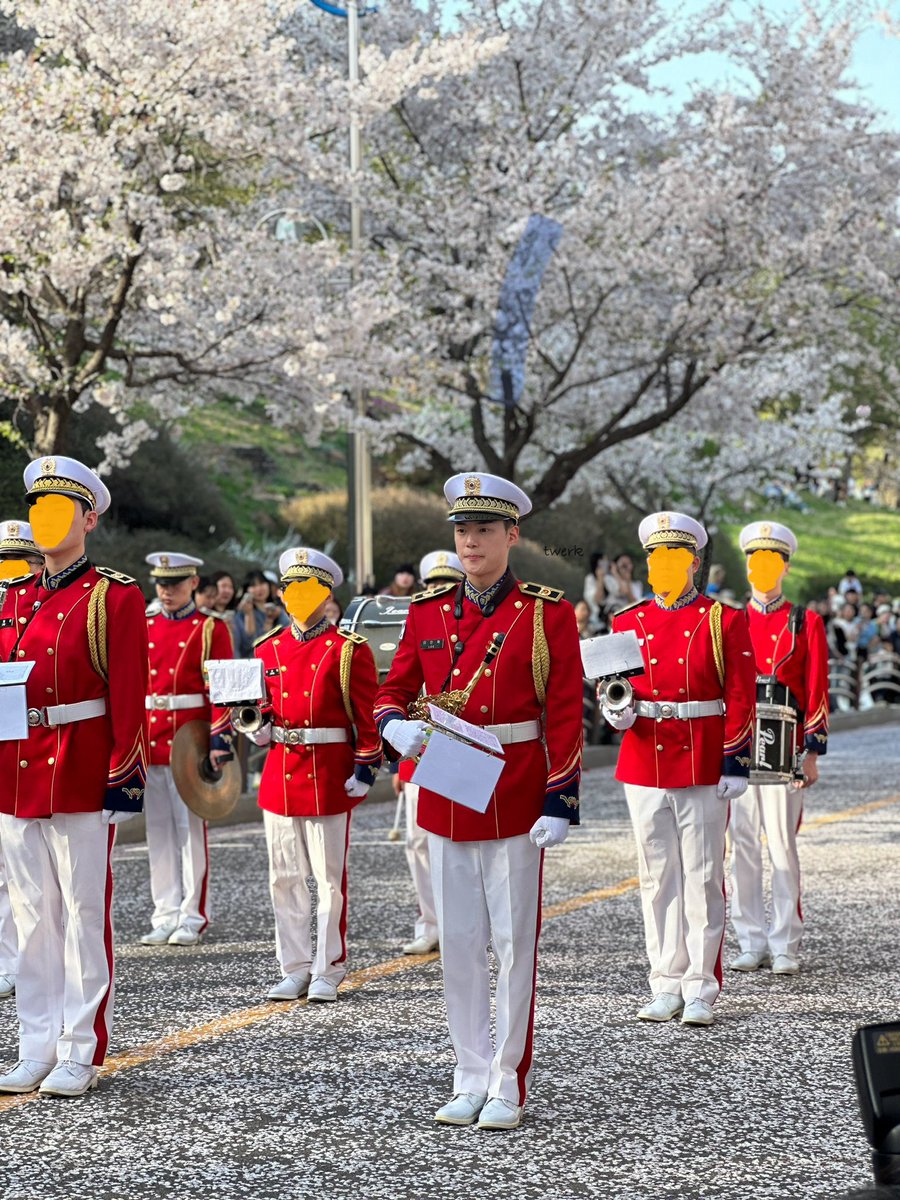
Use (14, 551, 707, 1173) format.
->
(231, 704, 266, 735)
(409, 632, 506, 721)
(597, 675, 633, 713)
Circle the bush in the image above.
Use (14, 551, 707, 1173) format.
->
(281, 486, 585, 601)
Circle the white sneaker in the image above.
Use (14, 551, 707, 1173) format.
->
(38, 1060, 98, 1098)
(730, 950, 772, 972)
(637, 993, 684, 1022)
(167, 926, 203, 947)
(477, 1097, 523, 1130)
(401, 935, 439, 956)
(434, 1092, 487, 1125)
(681, 998, 715, 1026)
(0, 973, 15, 998)
(306, 977, 339, 1003)
(140, 926, 177, 946)
(0, 1059, 54, 1094)
(772, 954, 800, 975)
(266, 973, 311, 1001)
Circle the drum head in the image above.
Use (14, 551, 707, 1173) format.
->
(340, 594, 412, 679)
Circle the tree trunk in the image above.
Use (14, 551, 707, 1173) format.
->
(31, 395, 71, 457)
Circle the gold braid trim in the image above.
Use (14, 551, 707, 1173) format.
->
(339, 639, 355, 724)
(201, 616, 215, 679)
(87, 578, 110, 682)
(710, 601, 725, 688)
(532, 598, 550, 705)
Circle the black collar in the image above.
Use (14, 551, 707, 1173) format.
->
(41, 555, 91, 591)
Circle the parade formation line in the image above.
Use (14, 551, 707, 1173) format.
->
(1, 789, 896, 1118)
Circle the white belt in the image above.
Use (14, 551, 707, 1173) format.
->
(145, 694, 206, 711)
(635, 699, 725, 720)
(27, 699, 107, 729)
(272, 726, 349, 746)
(482, 719, 542, 744)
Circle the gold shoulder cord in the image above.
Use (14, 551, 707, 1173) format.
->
(87, 578, 110, 682)
(532, 598, 550, 705)
(710, 601, 725, 687)
(339, 639, 355, 723)
(201, 616, 215, 677)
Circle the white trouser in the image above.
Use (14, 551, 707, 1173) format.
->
(144, 765, 210, 934)
(730, 783, 804, 959)
(263, 810, 350, 986)
(0, 811, 115, 1066)
(624, 784, 728, 1006)
(0, 831, 17, 977)
(403, 784, 437, 943)
(428, 832, 543, 1107)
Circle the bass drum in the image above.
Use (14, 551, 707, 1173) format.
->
(340, 594, 412, 681)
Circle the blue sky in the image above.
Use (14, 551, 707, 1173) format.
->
(438, 0, 900, 129)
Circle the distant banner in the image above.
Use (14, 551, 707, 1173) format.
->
(489, 214, 563, 407)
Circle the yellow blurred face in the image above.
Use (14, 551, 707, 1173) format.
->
(747, 549, 788, 592)
(28, 494, 78, 550)
(282, 577, 331, 623)
(0, 558, 30, 580)
(647, 546, 697, 608)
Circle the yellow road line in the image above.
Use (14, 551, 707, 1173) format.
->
(2, 788, 898, 1115)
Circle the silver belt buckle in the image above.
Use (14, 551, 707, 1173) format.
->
(658, 702, 676, 719)
(153, 695, 168, 709)
(27, 707, 47, 728)
(284, 729, 302, 746)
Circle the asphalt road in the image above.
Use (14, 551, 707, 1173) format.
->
(0, 723, 898, 1200)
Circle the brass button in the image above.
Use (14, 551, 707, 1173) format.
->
(151, 716, 157, 723)
(772, 634, 778, 641)
(450, 634, 458, 642)
(169, 667, 174, 674)
(638, 611, 645, 618)
(282, 691, 289, 698)
(647, 634, 654, 640)
(83, 583, 90, 589)
(656, 744, 664, 751)
(484, 669, 492, 677)
(683, 631, 690, 637)
(19, 760, 27, 768)
(193, 619, 199, 625)
(679, 688, 685, 695)
(281, 666, 287, 673)
(650, 658, 658, 665)
(18, 588, 25, 594)
(285, 773, 292, 781)
(443, 604, 450, 611)
(150, 741, 156, 748)
(303, 690, 310, 697)
(699, 607, 706, 614)
(47, 757, 55, 765)
(47, 648, 54, 656)
(18, 617, 26, 624)
(178, 641, 185, 648)
(151, 669, 158, 676)
(683, 745, 690, 751)
(307, 773, 313, 779)
(45, 687, 52, 695)
(652, 689, 659, 696)
(148, 642, 155, 649)
(480, 705, 489, 714)
(311, 664, 317, 670)
(57, 613, 64, 620)
(326, 640, 333, 647)
(452, 669, 461, 676)
(766, 658, 772, 664)
(304, 720, 310, 726)
(17, 650, 24, 658)
(514, 601, 523, 609)
(678, 658, 684, 664)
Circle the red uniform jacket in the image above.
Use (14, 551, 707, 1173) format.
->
(611, 593, 756, 789)
(0, 561, 148, 818)
(747, 598, 829, 755)
(146, 605, 233, 766)
(374, 578, 584, 842)
(255, 624, 382, 818)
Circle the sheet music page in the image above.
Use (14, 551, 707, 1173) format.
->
(426, 704, 503, 754)
(412, 730, 505, 812)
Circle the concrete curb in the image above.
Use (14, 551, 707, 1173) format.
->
(114, 704, 898, 845)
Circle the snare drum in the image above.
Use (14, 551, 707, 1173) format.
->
(339, 594, 412, 681)
(750, 702, 798, 785)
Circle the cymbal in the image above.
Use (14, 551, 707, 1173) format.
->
(170, 719, 241, 821)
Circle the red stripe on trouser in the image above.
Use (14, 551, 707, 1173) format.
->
(91, 824, 116, 1066)
(197, 822, 210, 933)
(515, 851, 544, 1106)
(795, 803, 804, 925)
(712, 807, 728, 993)
(333, 815, 352, 969)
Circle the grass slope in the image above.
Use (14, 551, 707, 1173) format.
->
(718, 496, 900, 601)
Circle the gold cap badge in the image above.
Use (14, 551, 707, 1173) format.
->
(160, 554, 170, 568)
(42, 458, 56, 475)
(436, 552, 448, 566)
(760, 523, 772, 537)
(8, 522, 19, 536)
(464, 476, 481, 495)
(657, 513, 671, 529)
(295, 549, 309, 565)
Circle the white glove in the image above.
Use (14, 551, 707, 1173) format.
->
(102, 809, 138, 826)
(601, 704, 636, 731)
(716, 775, 749, 801)
(344, 774, 370, 798)
(245, 724, 272, 747)
(383, 718, 429, 758)
(529, 816, 570, 849)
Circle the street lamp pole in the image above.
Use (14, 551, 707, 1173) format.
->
(346, 0, 373, 592)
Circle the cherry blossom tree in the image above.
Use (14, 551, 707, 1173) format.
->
(346, 0, 900, 514)
(0, 0, 502, 465)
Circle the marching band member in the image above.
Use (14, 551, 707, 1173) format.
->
(141, 552, 234, 947)
(396, 550, 466, 956)
(375, 474, 583, 1130)
(247, 549, 381, 1003)
(0, 518, 44, 1002)
(603, 511, 755, 1027)
(729, 521, 829, 976)
(0, 457, 148, 1097)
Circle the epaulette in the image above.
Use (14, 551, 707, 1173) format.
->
(253, 626, 283, 648)
(1, 573, 33, 587)
(518, 581, 564, 603)
(411, 582, 456, 603)
(336, 628, 367, 646)
(96, 566, 137, 586)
